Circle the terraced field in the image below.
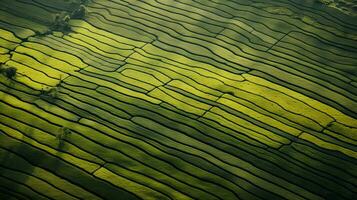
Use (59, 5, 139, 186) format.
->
(0, 0, 357, 199)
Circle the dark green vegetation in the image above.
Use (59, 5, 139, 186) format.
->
(0, 64, 17, 79)
(51, 4, 87, 33)
(0, 0, 357, 200)
(318, 0, 357, 16)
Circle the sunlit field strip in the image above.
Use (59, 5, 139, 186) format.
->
(0, 0, 357, 199)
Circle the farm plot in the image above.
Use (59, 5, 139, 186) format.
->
(0, 0, 356, 199)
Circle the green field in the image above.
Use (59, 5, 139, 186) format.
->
(0, 0, 357, 199)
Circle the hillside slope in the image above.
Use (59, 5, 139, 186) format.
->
(0, 0, 357, 199)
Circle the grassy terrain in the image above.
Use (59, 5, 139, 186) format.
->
(318, 0, 357, 16)
(0, 0, 356, 199)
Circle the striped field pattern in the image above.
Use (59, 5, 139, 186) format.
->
(0, 0, 356, 199)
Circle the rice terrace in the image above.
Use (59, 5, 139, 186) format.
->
(0, 0, 356, 199)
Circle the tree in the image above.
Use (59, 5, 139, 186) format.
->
(0, 64, 4, 74)
(52, 12, 71, 33)
(0, 65, 17, 79)
(56, 126, 71, 148)
(40, 86, 60, 101)
(5, 67, 17, 79)
(56, 126, 71, 141)
(72, 5, 86, 19)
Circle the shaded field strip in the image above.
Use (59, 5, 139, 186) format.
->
(201, 0, 357, 35)
(0, 90, 236, 199)
(217, 28, 357, 87)
(91, 0, 356, 87)
(0, 0, 355, 199)
(0, 186, 31, 200)
(83, 126, 235, 200)
(0, 5, 49, 34)
(0, 98, 282, 200)
(150, 27, 356, 101)
(152, 0, 356, 63)
(0, 173, 48, 200)
(3, 70, 356, 198)
(126, 47, 350, 129)
(123, 2, 357, 54)
(53, 92, 239, 200)
(0, 131, 141, 200)
(0, 145, 102, 200)
(46, 95, 250, 199)
(0, 20, 36, 40)
(85, 6, 249, 72)
(16, 0, 73, 13)
(208, 0, 357, 32)
(0, 76, 326, 199)
(147, 1, 356, 72)
(69, 2, 354, 91)
(196, 116, 357, 189)
(165, 75, 326, 131)
(82, 7, 356, 116)
(0, 0, 55, 24)
(12, 0, 64, 13)
(63, 83, 284, 151)
(6, 35, 356, 156)
(0, 111, 102, 174)
(27, 34, 240, 86)
(267, 38, 356, 83)
(169, 0, 357, 48)
(41, 30, 356, 123)
(1, 83, 354, 200)
(102, 0, 225, 37)
(166, 83, 309, 136)
(0, 106, 228, 200)
(127, 48, 351, 129)
(1, 61, 354, 198)
(0, 80, 256, 199)
(287, 141, 357, 175)
(197, 106, 356, 173)
(0, 165, 80, 200)
(152, 86, 300, 148)
(28, 35, 128, 72)
(67, 69, 356, 191)
(248, 68, 357, 119)
(258, 0, 357, 28)
(131, 118, 354, 199)
(60, 33, 130, 63)
(6, 28, 356, 157)
(84, 11, 356, 89)
(276, 31, 357, 63)
(17, 32, 142, 73)
(4, 44, 302, 147)
(272, 142, 357, 180)
(119, 0, 328, 49)
(0, 92, 147, 200)
(0, 107, 105, 166)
